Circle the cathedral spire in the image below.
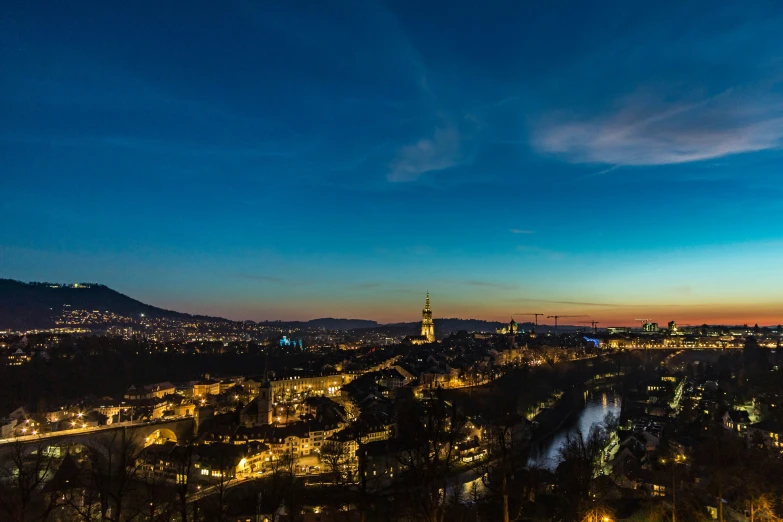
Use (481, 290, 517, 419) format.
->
(420, 291, 435, 343)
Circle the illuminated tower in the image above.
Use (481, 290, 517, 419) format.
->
(421, 292, 435, 343)
(258, 352, 273, 425)
(257, 379, 273, 425)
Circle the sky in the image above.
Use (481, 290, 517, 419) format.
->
(2, 1, 783, 326)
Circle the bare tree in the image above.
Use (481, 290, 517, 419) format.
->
(602, 411, 619, 436)
(320, 440, 347, 484)
(173, 440, 195, 522)
(281, 451, 303, 522)
(137, 461, 176, 522)
(51, 452, 102, 522)
(200, 450, 237, 522)
(258, 451, 296, 522)
(0, 439, 58, 522)
(581, 504, 614, 522)
(556, 424, 608, 520)
(745, 492, 777, 522)
(86, 428, 142, 521)
(58, 486, 102, 522)
(349, 419, 390, 522)
(476, 414, 529, 522)
(396, 390, 465, 522)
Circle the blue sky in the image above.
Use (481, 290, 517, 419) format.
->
(2, 1, 783, 324)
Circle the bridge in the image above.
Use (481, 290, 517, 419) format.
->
(621, 344, 745, 350)
(0, 417, 195, 457)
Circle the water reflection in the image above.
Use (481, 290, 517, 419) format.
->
(529, 388, 621, 471)
(451, 389, 622, 495)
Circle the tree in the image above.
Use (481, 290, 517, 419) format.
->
(0, 440, 58, 522)
(626, 501, 667, 522)
(476, 414, 529, 522)
(200, 447, 240, 522)
(350, 418, 392, 522)
(556, 424, 608, 520)
(54, 454, 103, 522)
(581, 504, 614, 522)
(745, 492, 777, 522)
(173, 440, 195, 522)
(396, 390, 465, 522)
(320, 440, 347, 484)
(258, 451, 297, 522)
(603, 411, 619, 436)
(86, 429, 142, 521)
(136, 453, 177, 522)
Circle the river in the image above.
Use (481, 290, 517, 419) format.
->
(529, 387, 621, 471)
(454, 388, 622, 497)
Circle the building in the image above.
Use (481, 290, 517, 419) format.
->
(491, 345, 525, 367)
(193, 379, 221, 398)
(359, 439, 406, 486)
(642, 322, 660, 333)
(749, 419, 782, 450)
(496, 318, 519, 335)
(411, 292, 435, 345)
(241, 379, 274, 427)
(606, 327, 632, 334)
(723, 410, 751, 433)
(233, 421, 342, 458)
(420, 292, 435, 342)
(6, 348, 31, 366)
(0, 417, 17, 438)
(269, 374, 347, 402)
(124, 382, 176, 400)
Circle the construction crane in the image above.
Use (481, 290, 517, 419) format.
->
(634, 318, 650, 328)
(578, 320, 600, 335)
(513, 313, 545, 326)
(547, 315, 587, 331)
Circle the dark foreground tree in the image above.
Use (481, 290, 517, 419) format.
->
(0, 440, 58, 522)
(396, 389, 465, 522)
(556, 424, 608, 520)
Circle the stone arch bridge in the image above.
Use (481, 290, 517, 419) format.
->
(0, 417, 195, 458)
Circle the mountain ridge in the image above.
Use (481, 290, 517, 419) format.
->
(0, 279, 510, 333)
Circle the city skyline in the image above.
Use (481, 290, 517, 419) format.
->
(3, 1, 783, 325)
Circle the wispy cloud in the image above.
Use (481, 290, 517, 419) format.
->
(533, 91, 783, 166)
(510, 297, 714, 308)
(513, 298, 624, 307)
(388, 125, 462, 182)
(509, 229, 535, 235)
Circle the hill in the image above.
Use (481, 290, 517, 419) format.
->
(306, 318, 379, 330)
(0, 280, 519, 334)
(0, 279, 228, 330)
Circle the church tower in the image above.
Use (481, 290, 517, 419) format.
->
(257, 380, 273, 425)
(421, 291, 435, 343)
